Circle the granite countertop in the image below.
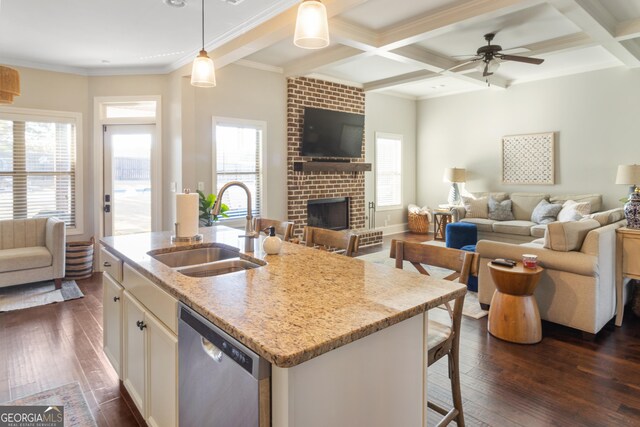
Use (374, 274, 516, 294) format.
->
(100, 226, 466, 368)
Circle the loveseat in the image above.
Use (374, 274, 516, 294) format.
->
(0, 218, 66, 289)
(451, 192, 606, 244)
(476, 215, 629, 336)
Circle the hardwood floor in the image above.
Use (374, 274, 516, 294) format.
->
(1, 233, 639, 426)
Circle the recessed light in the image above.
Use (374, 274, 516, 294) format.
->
(164, 0, 186, 7)
(221, 0, 245, 4)
(101, 59, 111, 64)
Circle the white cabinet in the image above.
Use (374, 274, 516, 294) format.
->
(103, 273, 123, 378)
(123, 291, 147, 418)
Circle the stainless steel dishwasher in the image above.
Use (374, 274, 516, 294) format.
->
(178, 303, 271, 427)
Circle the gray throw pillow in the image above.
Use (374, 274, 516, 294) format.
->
(488, 196, 514, 221)
(531, 199, 562, 224)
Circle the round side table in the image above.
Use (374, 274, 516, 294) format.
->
(487, 261, 544, 344)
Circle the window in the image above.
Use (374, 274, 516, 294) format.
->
(0, 108, 82, 231)
(375, 132, 402, 209)
(213, 118, 264, 220)
(102, 101, 157, 119)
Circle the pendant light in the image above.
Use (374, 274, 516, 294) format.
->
(191, 0, 216, 87)
(0, 65, 20, 104)
(293, 0, 330, 49)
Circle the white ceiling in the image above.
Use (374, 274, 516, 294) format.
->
(2, 0, 640, 98)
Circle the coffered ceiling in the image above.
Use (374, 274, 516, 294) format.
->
(1, 0, 639, 98)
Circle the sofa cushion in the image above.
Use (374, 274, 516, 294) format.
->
(531, 199, 563, 224)
(588, 207, 625, 226)
(0, 246, 52, 273)
(557, 200, 591, 222)
(543, 219, 600, 252)
(462, 196, 488, 218)
(530, 224, 548, 238)
(550, 194, 602, 213)
(492, 220, 536, 236)
(510, 193, 549, 221)
(488, 197, 515, 221)
(460, 218, 496, 232)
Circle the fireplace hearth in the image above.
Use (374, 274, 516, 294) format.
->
(307, 198, 349, 231)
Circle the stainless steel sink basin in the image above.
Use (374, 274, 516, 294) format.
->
(150, 246, 240, 268)
(177, 259, 264, 278)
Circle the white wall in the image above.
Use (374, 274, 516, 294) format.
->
(416, 67, 640, 211)
(189, 63, 288, 220)
(365, 93, 417, 230)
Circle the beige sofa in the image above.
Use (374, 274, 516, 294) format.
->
(0, 218, 66, 289)
(452, 192, 604, 244)
(476, 216, 629, 336)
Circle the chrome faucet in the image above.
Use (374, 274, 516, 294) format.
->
(211, 181, 257, 238)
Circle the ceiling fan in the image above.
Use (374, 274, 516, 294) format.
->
(449, 33, 545, 77)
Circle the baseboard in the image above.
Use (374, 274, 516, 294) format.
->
(375, 223, 409, 236)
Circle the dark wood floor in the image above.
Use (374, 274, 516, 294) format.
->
(1, 232, 639, 426)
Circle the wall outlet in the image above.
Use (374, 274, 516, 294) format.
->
(170, 182, 177, 192)
(197, 182, 204, 191)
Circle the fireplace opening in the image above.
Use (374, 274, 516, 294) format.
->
(307, 197, 349, 230)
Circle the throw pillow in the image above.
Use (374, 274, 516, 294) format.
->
(488, 196, 514, 221)
(531, 199, 562, 224)
(557, 200, 591, 222)
(543, 218, 600, 251)
(461, 196, 488, 219)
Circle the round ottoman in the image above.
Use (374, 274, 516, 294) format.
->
(445, 222, 478, 249)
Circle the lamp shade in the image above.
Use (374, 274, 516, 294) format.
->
(190, 50, 216, 88)
(294, 0, 330, 49)
(443, 167, 466, 183)
(615, 164, 640, 185)
(0, 65, 20, 104)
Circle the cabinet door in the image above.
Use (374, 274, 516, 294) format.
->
(123, 291, 147, 418)
(103, 273, 123, 378)
(146, 311, 178, 427)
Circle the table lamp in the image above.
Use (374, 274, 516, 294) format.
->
(615, 164, 640, 196)
(443, 167, 466, 206)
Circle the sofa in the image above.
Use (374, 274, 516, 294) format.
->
(476, 214, 630, 336)
(0, 218, 66, 289)
(451, 192, 605, 244)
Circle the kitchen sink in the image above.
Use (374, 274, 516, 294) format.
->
(150, 246, 240, 268)
(176, 259, 265, 278)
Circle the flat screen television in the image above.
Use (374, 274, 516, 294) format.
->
(301, 107, 365, 158)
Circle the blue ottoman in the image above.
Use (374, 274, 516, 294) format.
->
(460, 244, 478, 292)
(445, 222, 478, 249)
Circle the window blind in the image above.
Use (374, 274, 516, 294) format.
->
(375, 134, 402, 208)
(0, 116, 77, 227)
(215, 123, 262, 219)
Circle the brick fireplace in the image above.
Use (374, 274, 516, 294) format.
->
(287, 77, 382, 247)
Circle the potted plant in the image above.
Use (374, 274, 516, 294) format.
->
(197, 190, 229, 226)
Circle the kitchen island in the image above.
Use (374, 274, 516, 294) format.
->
(100, 226, 466, 427)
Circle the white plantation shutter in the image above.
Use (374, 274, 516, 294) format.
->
(215, 120, 263, 219)
(375, 133, 402, 208)
(0, 112, 78, 227)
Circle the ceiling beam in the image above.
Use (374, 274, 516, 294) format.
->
(283, 45, 367, 77)
(381, 45, 457, 73)
(616, 18, 640, 41)
(363, 70, 439, 92)
(549, 0, 640, 67)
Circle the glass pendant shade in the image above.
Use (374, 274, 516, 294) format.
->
(191, 50, 216, 88)
(294, 0, 330, 49)
(476, 58, 500, 74)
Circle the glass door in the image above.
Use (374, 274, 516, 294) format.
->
(103, 124, 154, 236)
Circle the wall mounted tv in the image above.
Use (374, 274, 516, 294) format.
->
(301, 107, 365, 159)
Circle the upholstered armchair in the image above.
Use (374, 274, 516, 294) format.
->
(0, 217, 66, 289)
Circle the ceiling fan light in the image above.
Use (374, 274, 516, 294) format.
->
(294, 0, 330, 49)
(487, 58, 501, 73)
(191, 50, 216, 87)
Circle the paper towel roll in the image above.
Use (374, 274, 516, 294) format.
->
(176, 193, 199, 237)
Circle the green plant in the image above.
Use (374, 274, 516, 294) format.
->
(197, 190, 229, 226)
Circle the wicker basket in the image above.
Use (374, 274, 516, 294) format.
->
(65, 237, 95, 280)
(408, 211, 430, 234)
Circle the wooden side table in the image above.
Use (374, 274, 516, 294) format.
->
(487, 262, 544, 344)
(615, 227, 640, 326)
(433, 211, 453, 241)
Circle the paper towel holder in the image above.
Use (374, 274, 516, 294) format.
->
(171, 222, 204, 243)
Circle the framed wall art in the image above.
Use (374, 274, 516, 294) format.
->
(502, 132, 555, 185)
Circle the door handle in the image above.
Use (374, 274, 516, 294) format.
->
(103, 262, 111, 267)
(136, 320, 147, 331)
(113, 296, 120, 302)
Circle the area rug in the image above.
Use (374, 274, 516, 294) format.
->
(0, 280, 83, 312)
(357, 247, 488, 319)
(2, 382, 97, 427)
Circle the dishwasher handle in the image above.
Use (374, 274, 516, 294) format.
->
(201, 337, 223, 363)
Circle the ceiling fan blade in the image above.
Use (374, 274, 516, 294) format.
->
(445, 59, 478, 72)
(500, 54, 544, 65)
